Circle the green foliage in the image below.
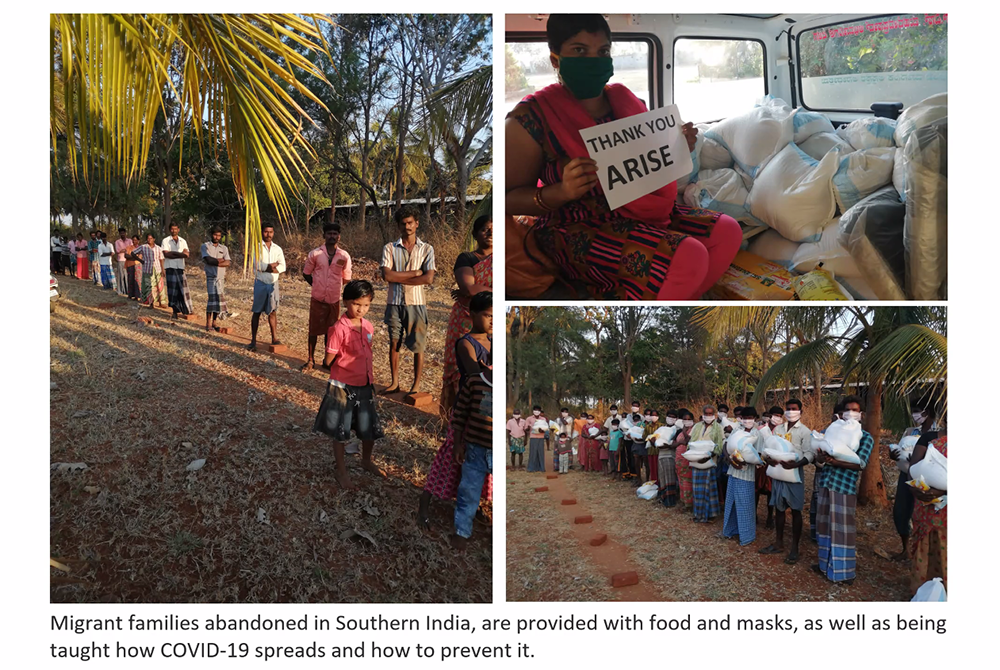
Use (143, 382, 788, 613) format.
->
(505, 45, 532, 96)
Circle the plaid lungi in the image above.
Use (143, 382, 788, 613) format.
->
(205, 276, 229, 319)
(165, 268, 194, 314)
(723, 476, 757, 545)
(658, 451, 678, 507)
(141, 270, 168, 307)
(691, 465, 720, 522)
(816, 486, 857, 582)
(99, 264, 116, 289)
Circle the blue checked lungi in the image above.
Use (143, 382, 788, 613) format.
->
(164, 268, 194, 314)
(205, 276, 229, 319)
(723, 476, 756, 545)
(816, 486, 857, 582)
(99, 264, 116, 290)
(691, 465, 720, 522)
(252, 279, 279, 314)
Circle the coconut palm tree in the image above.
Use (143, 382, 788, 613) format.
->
(50, 13, 332, 271)
(693, 306, 946, 506)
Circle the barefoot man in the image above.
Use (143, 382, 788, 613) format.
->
(247, 225, 286, 352)
(302, 222, 352, 371)
(162, 224, 194, 318)
(379, 205, 435, 394)
(201, 227, 232, 332)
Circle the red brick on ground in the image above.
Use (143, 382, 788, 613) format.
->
(534, 486, 549, 492)
(403, 392, 433, 408)
(560, 499, 577, 506)
(611, 571, 639, 588)
(546, 474, 558, 480)
(218, 327, 230, 334)
(590, 534, 608, 546)
(267, 343, 288, 354)
(574, 515, 593, 524)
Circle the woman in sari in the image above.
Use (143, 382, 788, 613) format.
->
(418, 292, 492, 530)
(673, 409, 695, 512)
(124, 235, 142, 300)
(440, 215, 493, 414)
(506, 14, 741, 300)
(74, 234, 90, 281)
(908, 430, 947, 594)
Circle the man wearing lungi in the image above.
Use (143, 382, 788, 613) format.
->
(246, 224, 286, 352)
(301, 221, 352, 371)
(87, 231, 101, 284)
(759, 399, 814, 564)
(201, 227, 232, 332)
(97, 232, 116, 289)
(812, 395, 874, 585)
(114, 228, 131, 296)
(161, 224, 194, 318)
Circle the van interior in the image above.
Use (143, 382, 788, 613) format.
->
(505, 13, 948, 301)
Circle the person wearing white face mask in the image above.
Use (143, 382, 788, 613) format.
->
(506, 410, 527, 470)
(759, 399, 813, 564)
(720, 406, 766, 545)
(603, 404, 620, 432)
(672, 409, 696, 512)
(527, 405, 548, 473)
(657, 409, 681, 507)
(618, 403, 644, 481)
(888, 403, 939, 561)
(812, 396, 875, 585)
(556, 408, 574, 471)
(689, 406, 725, 523)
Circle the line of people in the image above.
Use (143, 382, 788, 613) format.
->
(507, 397, 946, 595)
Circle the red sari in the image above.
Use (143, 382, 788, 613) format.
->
(579, 430, 601, 471)
(442, 253, 492, 404)
(674, 428, 694, 506)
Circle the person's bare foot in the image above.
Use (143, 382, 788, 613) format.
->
(246, 343, 257, 352)
(407, 384, 420, 394)
(334, 468, 355, 490)
(271, 340, 283, 346)
(300, 361, 314, 372)
(449, 534, 469, 551)
(360, 460, 386, 478)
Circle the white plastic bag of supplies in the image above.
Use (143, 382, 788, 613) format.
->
(815, 437, 862, 464)
(893, 434, 921, 473)
(908, 444, 947, 491)
(790, 218, 861, 278)
(748, 229, 801, 268)
(903, 118, 947, 301)
(836, 186, 907, 300)
(637, 482, 659, 500)
(894, 93, 947, 149)
(837, 117, 896, 150)
(792, 109, 835, 144)
(628, 425, 645, 441)
(703, 97, 794, 178)
(683, 168, 763, 225)
(533, 419, 549, 433)
(911, 578, 947, 602)
(832, 147, 896, 213)
(824, 419, 862, 452)
(746, 143, 839, 242)
(727, 431, 762, 465)
(653, 425, 679, 447)
(763, 435, 802, 483)
(798, 131, 853, 161)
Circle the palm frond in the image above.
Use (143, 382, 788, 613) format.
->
(858, 323, 947, 415)
(750, 336, 840, 405)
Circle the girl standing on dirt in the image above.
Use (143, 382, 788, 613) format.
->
(672, 409, 696, 513)
(313, 279, 386, 490)
(418, 292, 493, 529)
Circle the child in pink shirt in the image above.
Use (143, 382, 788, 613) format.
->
(312, 279, 385, 490)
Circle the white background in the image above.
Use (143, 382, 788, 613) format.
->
(9, 2, 995, 668)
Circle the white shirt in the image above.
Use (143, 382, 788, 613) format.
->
(51, 236, 62, 252)
(97, 242, 115, 266)
(161, 236, 190, 271)
(255, 241, 286, 284)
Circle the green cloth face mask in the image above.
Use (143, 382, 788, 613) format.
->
(556, 55, 614, 99)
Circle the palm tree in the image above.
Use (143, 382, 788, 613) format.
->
(693, 306, 946, 506)
(50, 14, 332, 271)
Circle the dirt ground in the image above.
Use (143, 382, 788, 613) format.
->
(49, 264, 491, 603)
(506, 446, 913, 602)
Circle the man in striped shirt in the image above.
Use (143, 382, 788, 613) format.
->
(451, 367, 493, 549)
(380, 206, 436, 394)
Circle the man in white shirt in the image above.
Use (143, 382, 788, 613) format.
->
(97, 232, 116, 290)
(50, 229, 64, 275)
(247, 224, 286, 352)
(759, 398, 813, 565)
(161, 223, 194, 318)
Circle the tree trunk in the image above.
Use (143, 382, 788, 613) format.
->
(551, 332, 558, 405)
(623, 358, 633, 409)
(456, 164, 469, 227)
(858, 379, 889, 507)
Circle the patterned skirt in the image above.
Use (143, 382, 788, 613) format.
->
(165, 268, 194, 314)
(658, 452, 679, 507)
(691, 465, 720, 522)
(816, 487, 858, 582)
(675, 445, 694, 506)
(206, 276, 229, 318)
(910, 501, 947, 594)
(509, 436, 526, 454)
(141, 270, 167, 307)
(424, 423, 492, 502)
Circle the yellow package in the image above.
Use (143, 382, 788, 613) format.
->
(793, 264, 851, 301)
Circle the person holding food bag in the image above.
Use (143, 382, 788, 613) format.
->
(642, 409, 663, 486)
(689, 406, 726, 523)
(672, 409, 696, 512)
(811, 396, 875, 585)
(888, 404, 939, 561)
(527, 406, 549, 473)
(759, 399, 813, 565)
(505, 14, 741, 301)
(719, 407, 766, 546)
(906, 426, 947, 595)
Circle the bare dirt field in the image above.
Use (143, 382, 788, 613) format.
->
(49, 264, 491, 603)
(507, 449, 912, 602)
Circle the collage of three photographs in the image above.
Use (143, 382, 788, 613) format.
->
(48, 11, 946, 606)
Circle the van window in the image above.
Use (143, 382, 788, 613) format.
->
(505, 39, 652, 116)
(798, 14, 948, 111)
(673, 38, 766, 122)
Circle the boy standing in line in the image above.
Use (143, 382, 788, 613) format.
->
(760, 399, 813, 565)
(451, 367, 493, 549)
(506, 410, 527, 470)
(380, 206, 436, 394)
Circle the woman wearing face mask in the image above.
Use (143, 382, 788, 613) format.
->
(906, 418, 947, 595)
(690, 405, 725, 523)
(657, 410, 681, 507)
(527, 406, 548, 473)
(617, 403, 643, 479)
(506, 14, 742, 301)
(672, 409, 696, 512)
(889, 404, 939, 561)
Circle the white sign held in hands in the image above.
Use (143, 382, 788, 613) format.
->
(578, 105, 693, 211)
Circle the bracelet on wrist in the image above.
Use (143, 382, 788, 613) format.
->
(533, 187, 555, 212)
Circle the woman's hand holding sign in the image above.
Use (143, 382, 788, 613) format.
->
(556, 157, 600, 203)
(682, 122, 698, 153)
